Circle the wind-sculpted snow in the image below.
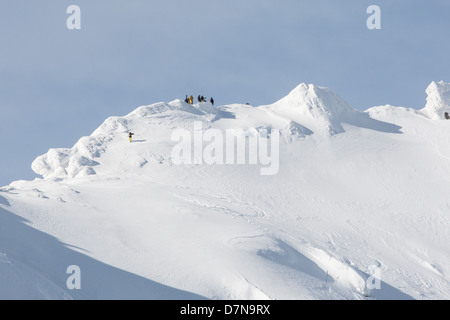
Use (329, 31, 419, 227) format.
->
(421, 81, 450, 120)
(32, 136, 107, 179)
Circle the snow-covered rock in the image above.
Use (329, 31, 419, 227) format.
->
(420, 80, 450, 120)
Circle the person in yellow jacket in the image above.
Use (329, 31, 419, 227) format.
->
(189, 95, 194, 104)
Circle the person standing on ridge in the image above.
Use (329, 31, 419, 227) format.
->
(210, 97, 214, 105)
(445, 112, 450, 120)
(189, 95, 194, 104)
(185, 95, 189, 103)
(128, 132, 134, 142)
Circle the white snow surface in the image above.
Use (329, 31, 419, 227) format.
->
(1, 82, 450, 300)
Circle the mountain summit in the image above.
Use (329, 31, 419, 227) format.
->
(266, 83, 355, 135)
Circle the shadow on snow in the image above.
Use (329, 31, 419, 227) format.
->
(344, 112, 403, 134)
(0, 204, 206, 300)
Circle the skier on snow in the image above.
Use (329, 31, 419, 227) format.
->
(128, 132, 134, 142)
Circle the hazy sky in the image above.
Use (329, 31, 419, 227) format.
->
(1, 0, 449, 186)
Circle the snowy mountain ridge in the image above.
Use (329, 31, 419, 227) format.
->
(1, 81, 450, 300)
(31, 82, 409, 180)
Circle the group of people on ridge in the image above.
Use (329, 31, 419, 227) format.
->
(185, 95, 214, 106)
(128, 94, 216, 143)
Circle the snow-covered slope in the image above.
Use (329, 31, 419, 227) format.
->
(1, 82, 450, 300)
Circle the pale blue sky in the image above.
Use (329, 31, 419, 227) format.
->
(1, 0, 449, 185)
